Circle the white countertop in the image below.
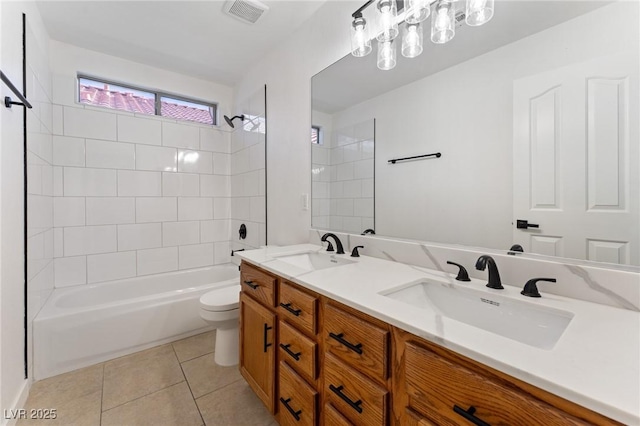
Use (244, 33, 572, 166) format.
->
(237, 244, 640, 425)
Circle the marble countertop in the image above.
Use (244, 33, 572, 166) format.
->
(237, 244, 640, 424)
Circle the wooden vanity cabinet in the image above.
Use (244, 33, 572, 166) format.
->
(239, 261, 620, 426)
(239, 263, 278, 414)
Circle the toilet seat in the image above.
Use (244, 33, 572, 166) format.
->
(200, 285, 241, 312)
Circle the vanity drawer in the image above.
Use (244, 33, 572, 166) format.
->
(278, 361, 317, 426)
(404, 341, 587, 425)
(324, 354, 388, 426)
(240, 262, 276, 307)
(324, 303, 389, 382)
(278, 320, 317, 382)
(278, 280, 317, 336)
(324, 403, 354, 426)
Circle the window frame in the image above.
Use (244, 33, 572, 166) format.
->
(311, 125, 322, 145)
(77, 74, 218, 126)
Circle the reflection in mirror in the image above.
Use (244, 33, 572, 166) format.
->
(311, 117, 375, 234)
(311, 1, 639, 267)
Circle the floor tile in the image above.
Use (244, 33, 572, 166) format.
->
(26, 363, 103, 408)
(182, 353, 241, 398)
(173, 331, 215, 363)
(18, 390, 102, 426)
(102, 344, 184, 411)
(196, 380, 274, 426)
(101, 381, 202, 426)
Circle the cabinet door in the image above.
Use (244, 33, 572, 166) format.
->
(240, 292, 276, 413)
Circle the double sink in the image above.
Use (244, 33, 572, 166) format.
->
(270, 249, 573, 350)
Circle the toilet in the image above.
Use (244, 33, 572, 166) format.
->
(199, 284, 241, 366)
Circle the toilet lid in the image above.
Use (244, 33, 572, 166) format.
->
(200, 285, 241, 312)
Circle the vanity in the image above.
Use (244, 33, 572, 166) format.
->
(236, 245, 639, 426)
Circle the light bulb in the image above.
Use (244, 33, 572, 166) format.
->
(402, 23, 423, 58)
(466, 0, 494, 26)
(377, 39, 396, 70)
(376, 0, 399, 41)
(431, 0, 455, 44)
(350, 15, 372, 57)
(405, 0, 430, 24)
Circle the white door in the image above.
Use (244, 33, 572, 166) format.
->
(513, 52, 639, 265)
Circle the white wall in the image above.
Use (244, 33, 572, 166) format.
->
(0, 0, 52, 420)
(49, 41, 235, 286)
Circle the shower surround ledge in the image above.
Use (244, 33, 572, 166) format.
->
(236, 243, 640, 425)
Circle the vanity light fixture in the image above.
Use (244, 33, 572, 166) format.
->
(349, 0, 495, 69)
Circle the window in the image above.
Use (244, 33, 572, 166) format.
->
(311, 126, 321, 144)
(78, 76, 217, 125)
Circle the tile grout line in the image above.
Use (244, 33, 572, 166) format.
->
(99, 363, 105, 425)
(172, 343, 207, 426)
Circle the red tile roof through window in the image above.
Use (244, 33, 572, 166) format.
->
(79, 85, 213, 124)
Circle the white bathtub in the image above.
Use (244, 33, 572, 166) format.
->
(33, 264, 239, 380)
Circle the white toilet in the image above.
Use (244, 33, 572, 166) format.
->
(199, 284, 241, 366)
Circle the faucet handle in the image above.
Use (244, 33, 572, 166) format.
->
(325, 241, 335, 252)
(446, 261, 470, 282)
(351, 246, 364, 257)
(521, 278, 556, 298)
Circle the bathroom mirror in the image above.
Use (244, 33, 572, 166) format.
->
(311, 1, 639, 266)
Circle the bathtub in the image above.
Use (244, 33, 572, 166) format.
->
(33, 264, 239, 380)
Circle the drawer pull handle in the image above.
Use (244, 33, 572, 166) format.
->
(263, 323, 272, 353)
(329, 332, 363, 355)
(243, 280, 259, 290)
(279, 343, 301, 361)
(329, 384, 363, 414)
(280, 397, 302, 421)
(279, 302, 302, 316)
(453, 405, 491, 426)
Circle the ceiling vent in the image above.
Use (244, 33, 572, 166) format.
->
(223, 0, 269, 24)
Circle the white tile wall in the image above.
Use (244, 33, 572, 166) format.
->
(163, 221, 200, 247)
(64, 107, 117, 140)
(86, 197, 135, 225)
(117, 223, 162, 251)
(136, 145, 177, 172)
(163, 122, 199, 149)
(52, 78, 237, 288)
(54, 256, 86, 287)
(86, 139, 135, 169)
(117, 170, 161, 197)
(63, 167, 117, 196)
(162, 172, 200, 197)
(53, 136, 85, 166)
(87, 251, 136, 283)
(178, 197, 213, 221)
(137, 247, 178, 275)
(136, 197, 177, 223)
(117, 115, 161, 145)
(179, 243, 214, 269)
(64, 225, 117, 256)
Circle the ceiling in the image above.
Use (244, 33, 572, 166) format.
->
(312, 1, 611, 113)
(36, 0, 327, 86)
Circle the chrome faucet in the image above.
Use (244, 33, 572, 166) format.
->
(475, 255, 503, 289)
(321, 233, 345, 254)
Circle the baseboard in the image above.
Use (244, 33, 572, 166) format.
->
(2, 379, 31, 426)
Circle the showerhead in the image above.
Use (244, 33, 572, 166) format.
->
(223, 114, 245, 128)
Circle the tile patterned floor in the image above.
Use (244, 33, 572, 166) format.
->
(18, 332, 277, 426)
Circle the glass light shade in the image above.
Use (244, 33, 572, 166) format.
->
(466, 0, 494, 26)
(401, 23, 423, 58)
(350, 16, 372, 57)
(405, 0, 430, 24)
(377, 39, 397, 70)
(431, 0, 455, 44)
(376, 0, 399, 41)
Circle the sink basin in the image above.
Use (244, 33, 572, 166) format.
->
(272, 251, 356, 272)
(381, 279, 573, 350)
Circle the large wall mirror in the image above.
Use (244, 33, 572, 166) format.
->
(311, 1, 639, 267)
